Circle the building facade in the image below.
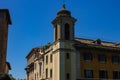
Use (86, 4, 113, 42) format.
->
(0, 9, 11, 75)
(25, 5, 120, 80)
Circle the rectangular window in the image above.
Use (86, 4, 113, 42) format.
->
(66, 73, 70, 80)
(66, 53, 70, 59)
(112, 55, 119, 63)
(34, 63, 36, 70)
(112, 55, 119, 64)
(50, 69, 52, 78)
(99, 70, 108, 79)
(113, 71, 120, 79)
(50, 54, 53, 63)
(35, 74, 36, 80)
(65, 24, 70, 40)
(84, 53, 92, 61)
(46, 55, 48, 64)
(84, 69, 93, 78)
(46, 68, 48, 78)
(39, 63, 42, 76)
(98, 54, 106, 62)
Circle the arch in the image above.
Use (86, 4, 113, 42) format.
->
(55, 25, 57, 41)
(65, 23, 70, 40)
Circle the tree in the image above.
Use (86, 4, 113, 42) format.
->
(9, 74, 16, 80)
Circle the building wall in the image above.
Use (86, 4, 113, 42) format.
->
(26, 51, 35, 80)
(79, 48, 120, 79)
(0, 11, 9, 73)
(59, 40, 76, 80)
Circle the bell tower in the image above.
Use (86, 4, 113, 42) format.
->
(52, 5, 76, 41)
(52, 5, 77, 80)
(0, 9, 11, 73)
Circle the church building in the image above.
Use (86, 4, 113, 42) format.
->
(25, 5, 120, 80)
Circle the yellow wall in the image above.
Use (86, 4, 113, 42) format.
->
(79, 48, 120, 79)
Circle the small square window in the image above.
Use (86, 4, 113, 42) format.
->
(98, 54, 106, 63)
(84, 53, 92, 61)
(112, 55, 119, 64)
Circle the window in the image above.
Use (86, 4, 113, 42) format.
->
(112, 55, 119, 64)
(65, 23, 70, 40)
(99, 70, 108, 79)
(35, 74, 36, 80)
(46, 55, 48, 64)
(84, 69, 93, 78)
(39, 63, 42, 76)
(98, 54, 106, 62)
(66, 53, 70, 59)
(66, 73, 70, 80)
(34, 63, 36, 70)
(113, 71, 120, 79)
(37, 73, 38, 79)
(50, 69, 52, 78)
(50, 54, 53, 63)
(46, 68, 48, 78)
(84, 53, 92, 61)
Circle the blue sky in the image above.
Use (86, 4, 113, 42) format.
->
(0, 0, 120, 79)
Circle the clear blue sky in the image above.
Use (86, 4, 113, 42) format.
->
(0, 0, 120, 79)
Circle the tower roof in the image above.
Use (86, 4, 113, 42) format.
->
(57, 4, 71, 17)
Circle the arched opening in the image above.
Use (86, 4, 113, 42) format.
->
(65, 23, 70, 40)
(55, 25, 57, 41)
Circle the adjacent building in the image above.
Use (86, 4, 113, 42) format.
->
(0, 9, 12, 76)
(25, 5, 120, 80)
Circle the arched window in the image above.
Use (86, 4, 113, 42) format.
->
(65, 23, 70, 40)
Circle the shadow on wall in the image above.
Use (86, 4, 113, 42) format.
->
(0, 74, 11, 80)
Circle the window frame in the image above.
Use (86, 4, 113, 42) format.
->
(46, 68, 48, 78)
(66, 53, 70, 59)
(64, 23, 70, 40)
(99, 70, 108, 79)
(50, 69, 52, 78)
(46, 55, 48, 64)
(84, 53, 93, 61)
(112, 55, 119, 64)
(66, 73, 70, 80)
(84, 69, 93, 78)
(113, 71, 120, 79)
(98, 54, 106, 63)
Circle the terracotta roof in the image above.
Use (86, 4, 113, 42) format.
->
(26, 46, 43, 58)
(74, 38, 120, 50)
